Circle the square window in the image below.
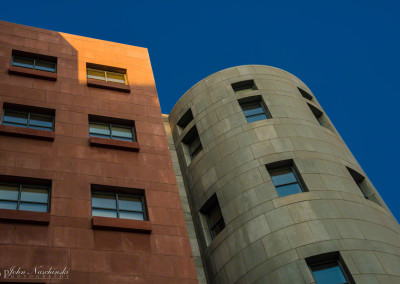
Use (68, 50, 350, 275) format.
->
(200, 194, 225, 241)
(232, 80, 257, 94)
(307, 103, 331, 130)
(267, 160, 307, 197)
(239, 97, 271, 123)
(306, 252, 354, 284)
(91, 190, 147, 221)
(177, 108, 194, 130)
(86, 63, 127, 85)
(346, 167, 380, 205)
(89, 115, 136, 142)
(298, 87, 313, 101)
(11, 50, 57, 73)
(1, 104, 55, 131)
(182, 126, 203, 161)
(0, 182, 50, 212)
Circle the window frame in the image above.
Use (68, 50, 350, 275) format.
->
(238, 96, 272, 123)
(0, 182, 51, 212)
(232, 80, 257, 93)
(87, 68, 127, 85)
(1, 108, 55, 131)
(181, 126, 203, 162)
(11, 55, 57, 73)
(91, 191, 147, 221)
(89, 121, 136, 142)
(200, 194, 226, 241)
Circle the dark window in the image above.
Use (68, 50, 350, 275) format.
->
(12, 51, 56, 73)
(298, 87, 313, 101)
(201, 194, 225, 240)
(308, 103, 331, 130)
(177, 108, 194, 129)
(0, 182, 50, 212)
(182, 126, 202, 160)
(346, 167, 380, 205)
(2, 105, 54, 131)
(239, 97, 271, 123)
(306, 252, 354, 284)
(267, 161, 307, 197)
(92, 192, 147, 221)
(89, 116, 136, 142)
(232, 80, 257, 93)
(87, 63, 127, 85)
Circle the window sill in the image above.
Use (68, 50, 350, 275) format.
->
(87, 78, 130, 93)
(8, 66, 57, 81)
(89, 136, 139, 151)
(92, 216, 152, 233)
(0, 209, 50, 224)
(0, 125, 55, 141)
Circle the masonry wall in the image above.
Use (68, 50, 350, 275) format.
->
(168, 65, 400, 283)
(0, 21, 197, 283)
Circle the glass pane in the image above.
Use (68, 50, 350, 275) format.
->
(3, 111, 28, 125)
(119, 211, 144, 220)
(0, 184, 19, 200)
(92, 208, 117, 218)
(19, 202, 47, 212)
(29, 114, 53, 129)
(276, 183, 303, 197)
(12, 56, 34, 69)
(92, 193, 116, 209)
(270, 169, 297, 186)
(21, 187, 48, 203)
(106, 72, 125, 84)
(87, 69, 106, 81)
(208, 205, 223, 227)
(245, 114, 268, 123)
(242, 104, 265, 116)
(118, 196, 143, 211)
(89, 123, 111, 136)
(211, 218, 225, 238)
(35, 60, 56, 72)
(189, 136, 201, 154)
(111, 126, 133, 139)
(312, 263, 347, 284)
(0, 200, 17, 210)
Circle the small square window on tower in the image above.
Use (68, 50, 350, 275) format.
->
(231, 80, 257, 94)
(266, 160, 308, 197)
(200, 194, 225, 243)
(177, 108, 194, 133)
(346, 167, 380, 205)
(238, 96, 272, 123)
(298, 87, 313, 101)
(182, 126, 203, 163)
(307, 103, 332, 131)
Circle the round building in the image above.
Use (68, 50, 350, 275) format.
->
(168, 65, 400, 283)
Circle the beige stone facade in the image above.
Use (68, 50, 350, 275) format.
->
(167, 65, 400, 283)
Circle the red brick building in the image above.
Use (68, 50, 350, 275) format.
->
(0, 20, 198, 283)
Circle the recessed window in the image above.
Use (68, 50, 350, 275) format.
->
(267, 160, 307, 197)
(2, 105, 54, 131)
(239, 96, 271, 123)
(232, 80, 257, 94)
(306, 252, 354, 284)
(177, 108, 194, 130)
(89, 115, 136, 142)
(307, 103, 331, 130)
(11, 50, 57, 73)
(298, 87, 313, 101)
(182, 126, 202, 161)
(91, 191, 147, 221)
(86, 63, 127, 85)
(346, 167, 380, 205)
(0, 182, 50, 212)
(200, 194, 225, 240)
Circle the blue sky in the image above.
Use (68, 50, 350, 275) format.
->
(1, 1, 399, 220)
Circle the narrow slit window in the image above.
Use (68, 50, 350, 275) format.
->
(346, 167, 380, 205)
(307, 103, 331, 130)
(298, 87, 313, 101)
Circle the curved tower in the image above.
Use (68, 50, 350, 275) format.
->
(168, 65, 400, 283)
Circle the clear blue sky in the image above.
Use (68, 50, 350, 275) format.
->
(1, 1, 399, 221)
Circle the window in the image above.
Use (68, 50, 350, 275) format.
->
(89, 116, 136, 142)
(177, 108, 194, 130)
(0, 182, 50, 212)
(307, 103, 331, 130)
(182, 126, 202, 161)
(2, 105, 54, 131)
(239, 96, 272, 123)
(346, 167, 380, 205)
(267, 160, 307, 197)
(306, 252, 354, 284)
(11, 51, 56, 73)
(200, 194, 225, 240)
(86, 63, 127, 85)
(298, 87, 313, 101)
(91, 192, 147, 221)
(232, 80, 257, 94)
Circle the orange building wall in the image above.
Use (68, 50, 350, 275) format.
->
(0, 20, 197, 284)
